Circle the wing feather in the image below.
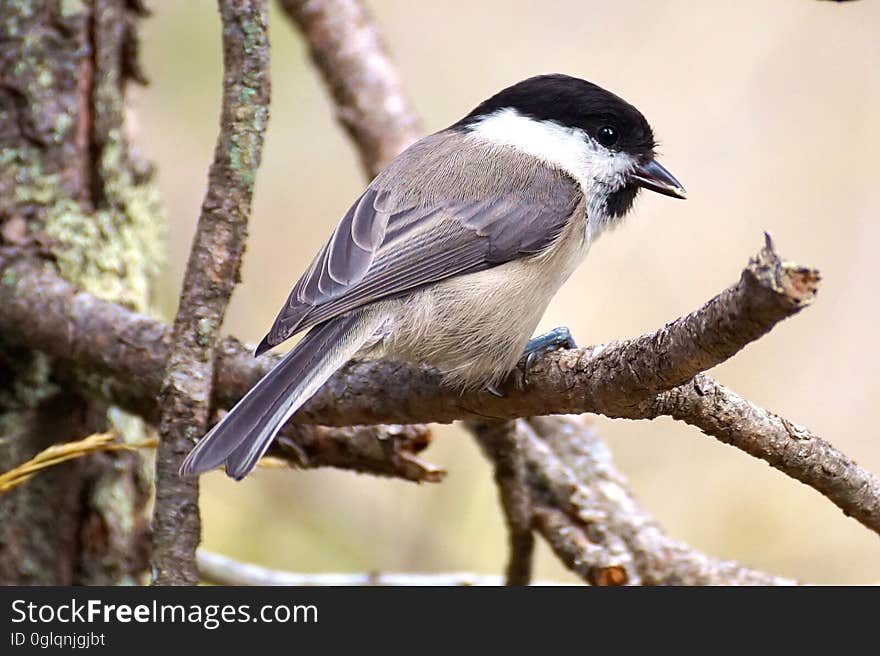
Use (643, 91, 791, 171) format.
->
(257, 152, 581, 354)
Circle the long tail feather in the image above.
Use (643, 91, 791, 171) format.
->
(180, 310, 384, 480)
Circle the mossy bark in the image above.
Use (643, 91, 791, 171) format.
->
(0, 0, 161, 584)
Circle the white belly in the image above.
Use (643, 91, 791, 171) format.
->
(372, 213, 591, 389)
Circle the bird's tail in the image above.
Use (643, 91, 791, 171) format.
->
(180, 310, 384, 480)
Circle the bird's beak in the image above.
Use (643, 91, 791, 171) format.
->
(631, 159, 687, 199)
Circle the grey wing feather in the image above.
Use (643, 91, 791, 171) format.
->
(257, 166, 580, 354)
(297, 187, 391, 302)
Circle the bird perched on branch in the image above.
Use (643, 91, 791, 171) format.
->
(181, 73, 686, 480)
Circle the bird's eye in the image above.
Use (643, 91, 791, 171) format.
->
(596, 125, 619, 147)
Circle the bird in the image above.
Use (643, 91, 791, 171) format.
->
(180, 73, 686, 480)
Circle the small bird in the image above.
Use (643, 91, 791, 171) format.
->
(181, 73, 685, 480)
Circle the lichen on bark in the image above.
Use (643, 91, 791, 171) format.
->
(0, 0, 161, 584)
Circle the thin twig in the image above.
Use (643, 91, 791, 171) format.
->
(513, 419, 638, 584)
(470, 420, 535, 585)
(0, 433, 144, 493)
(197, 549, 570, 586)
(269, 423, 443, 482)
(525, 416, 797, 585)
(0, 426, 434, 494)
(646, 375, 880, 537)
(151, 0, 270, 585)
(533, 505, 631, 586)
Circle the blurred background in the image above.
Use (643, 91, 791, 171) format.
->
(137, 0, 880, 583)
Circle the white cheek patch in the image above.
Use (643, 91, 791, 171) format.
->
(466, 107, 634, 193)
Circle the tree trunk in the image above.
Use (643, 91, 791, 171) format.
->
(0, 0, 161, 585)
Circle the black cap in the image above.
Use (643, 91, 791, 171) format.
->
(455, 74, 656, 160)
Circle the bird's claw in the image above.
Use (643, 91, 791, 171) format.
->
(517, 326, 577, 388)
(486, 383, 506, 398)
(484, 327, 577, 396)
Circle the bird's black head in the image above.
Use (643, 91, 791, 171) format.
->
(456, 74, 685, 216)
(458, 74, 657, 160)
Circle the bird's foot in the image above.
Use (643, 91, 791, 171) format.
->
(517, 326, 577, 387)
(483, 327, 577, 397)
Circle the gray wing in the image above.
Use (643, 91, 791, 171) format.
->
(256, 170, 581, 354)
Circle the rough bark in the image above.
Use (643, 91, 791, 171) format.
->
(0, 0, 158, 585)
(151, 0, 270, 585)
(524, 416, 795, 585)
(286, 235, 818, 425)
(647, 376, 880, 534)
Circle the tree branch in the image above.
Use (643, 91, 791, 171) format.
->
(196, 549, 568, 586)
(1, 236, 821, 426)
(0, 424, 441, 493)
(151, 0, 270, 585)
(522, 416, 796, 585)
(268, 423, 442, 482)
(2, 236, 877, 540)
(512, 419, 637, 584)
(646, 376, 880, 535)
(292, 233, 819, 425)
(277, 0, 420, 177)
